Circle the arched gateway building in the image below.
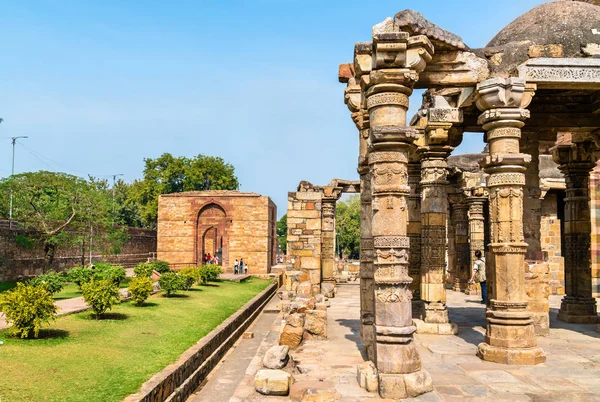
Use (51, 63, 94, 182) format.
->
(157, 191, 277, 274)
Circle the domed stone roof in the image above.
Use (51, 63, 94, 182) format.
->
(478, 1, 600, 76)
(487, 1, 600, 52)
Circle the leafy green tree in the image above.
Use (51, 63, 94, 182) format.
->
(127, 153, 239, 228)
(336, 195, 360, 260)
(277, 214, 287, 254)
(128, 276, 154, 306)
(0, 171, 127, 265)
(81, 279, 121, 318)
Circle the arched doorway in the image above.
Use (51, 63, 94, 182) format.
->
(196, 203, 228, 266)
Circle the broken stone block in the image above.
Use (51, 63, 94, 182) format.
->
(321, 283, 335, 298)
(279, 324, 304, 348)
(304, 310, 327, 339)
(254, 369, 292, 396)
(357, 361, 378, 393)
(404, 370, 433, 398)
(263, 345, 290, 369)
(315, 294, 325, 303)
(297, 281, 312, 296)
(315, 302, 327, 311)
(242, 331, 254, 339)
(289, 300, 310, 314)
(286, 313, 305, 328)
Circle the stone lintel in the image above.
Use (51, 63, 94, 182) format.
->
(518, 57, 600, 90)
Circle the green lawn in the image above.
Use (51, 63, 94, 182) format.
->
(53, 278, 131, 300)
(0, 278, 270, 402)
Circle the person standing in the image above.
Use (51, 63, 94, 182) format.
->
(239, 258, 244, 274)
(469, 250, 486, 304)
(234, 259, 239, 274)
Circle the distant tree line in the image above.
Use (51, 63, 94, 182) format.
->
(0, 153, 239, 265)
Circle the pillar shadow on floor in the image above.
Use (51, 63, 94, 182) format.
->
(549, 307, 600, 338)
(447, 305, 487, 347)
(335, 318, 368, 360)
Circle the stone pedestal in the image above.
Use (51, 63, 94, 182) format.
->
(475, 77, 545, 365)
(363, 26, 433, 399)
(554, 141, 600, 324)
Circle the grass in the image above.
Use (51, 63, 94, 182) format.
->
(52, 278, 131, 301)
(0, 278, 271, 402)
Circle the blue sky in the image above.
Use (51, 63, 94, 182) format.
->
(0, 0, 546, 217)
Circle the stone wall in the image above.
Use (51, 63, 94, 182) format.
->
(0, 226, 156, 281)
(286, 191, 323, 294)
(540, 192, 565, 295)
(123, 282, 277, 402)
(157, 191, 276, 274)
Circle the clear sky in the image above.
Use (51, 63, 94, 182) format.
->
(0, 0, 546, 217)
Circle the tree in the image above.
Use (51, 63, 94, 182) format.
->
(277, 214, 287, 254)
(127, 153, 239, 228)
(336, 195, 360, 260)
(0, 171, 126, 265)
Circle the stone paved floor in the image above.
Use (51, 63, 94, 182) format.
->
(188, 295, 282, 402)
(231, 283, 600, 401)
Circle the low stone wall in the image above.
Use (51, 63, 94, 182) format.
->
(0, 226, 156, 281)
(123, 281, 278, 402)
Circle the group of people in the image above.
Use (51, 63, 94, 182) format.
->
(203, 253, 219, 265)
(234, 258, 248, 275)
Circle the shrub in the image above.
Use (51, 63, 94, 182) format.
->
(178, 272, 196, 290)
(128, 276, 154, 306)
(151, 260, 171, 274)
(29, 270, 65, 294)
(67, 266, 94, 289)
(199, 264, 222, 284)
(0, 283, 57, 338)
(179, 266, 201, 284)
(159, 272, 183, 297)
(93, 263, 126, 286)
(81, 279, 121, 318)
(133, 262, 154, 278)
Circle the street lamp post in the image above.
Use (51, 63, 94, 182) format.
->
(111, 173, 124, 224)
(9, 135, 29, 229)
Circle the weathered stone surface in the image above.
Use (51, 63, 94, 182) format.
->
(304, 310, 327, 339)
(321, 283, 335, 298)
(279, 325, 304, 348)
(263, 345, 290, 369)
(297, 281, 313, 296)
(254, 369, 292, 396)
(286, 313, 305, 328)
(357, 361, 378, 393)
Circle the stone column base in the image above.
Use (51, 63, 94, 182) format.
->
(557, 296, 600, 324)
(465, 282, 480, 295)
(413, 319, 458, 335)
(378, 370, 433, 399)
(476, 342, 546, 365)
(453, 279, 468, 293)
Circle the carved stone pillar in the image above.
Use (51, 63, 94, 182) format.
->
(520, 132, 543, 260)
(407, 159, 421, 298)
(466, 189, 487, 295)
(554, 141, 600, 324)
(475, 77, 545, 365)
(344, 74, 376, 360)
(417, 145, 458, 334)
(451, 197, 470, 292)
(363, 24, 433, 399)
(321, 195, 337, 283)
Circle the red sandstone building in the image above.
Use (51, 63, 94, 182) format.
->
(157, 191, 277, 274)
